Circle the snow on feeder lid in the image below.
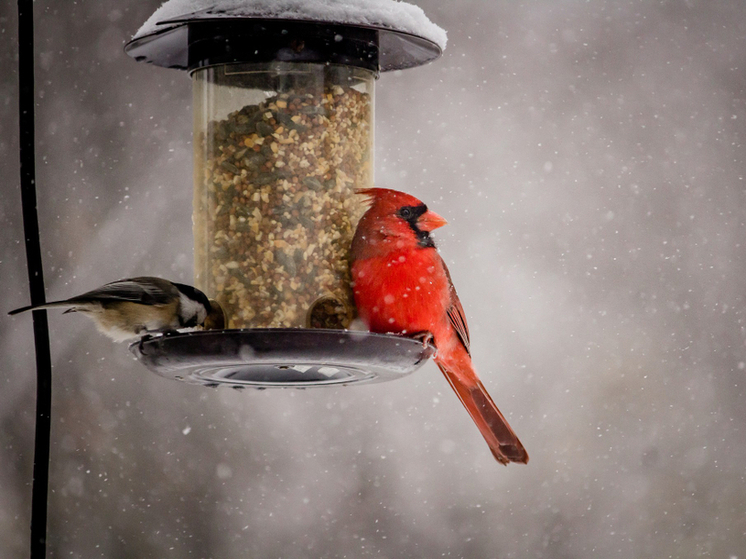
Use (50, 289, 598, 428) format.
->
(125, 0, 446, 72)
(125, 0, 443, 388)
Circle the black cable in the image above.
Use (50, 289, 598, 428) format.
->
(17, 0, 53, 557)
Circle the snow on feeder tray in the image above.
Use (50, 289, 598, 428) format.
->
(125, 0, 445, 388)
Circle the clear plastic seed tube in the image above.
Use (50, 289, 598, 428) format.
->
(193, 62, 373, 328)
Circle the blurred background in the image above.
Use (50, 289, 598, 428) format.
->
(2, 1, 745, 557)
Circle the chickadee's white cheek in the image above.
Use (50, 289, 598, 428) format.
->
(179, 293, 204, 324)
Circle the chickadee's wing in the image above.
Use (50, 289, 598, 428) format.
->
(68, 277, 178, 306)
(8, 277, 181, 316)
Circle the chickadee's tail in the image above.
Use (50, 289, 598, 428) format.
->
(8, 301, 76, 316)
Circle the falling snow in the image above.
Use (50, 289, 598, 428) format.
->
(2, 0, 746, 558)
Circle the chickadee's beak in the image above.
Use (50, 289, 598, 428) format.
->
(417, 210, 448, 232)
(204, 299, 226, 330)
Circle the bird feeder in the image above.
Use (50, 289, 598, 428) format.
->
(125, 0, 445, 388)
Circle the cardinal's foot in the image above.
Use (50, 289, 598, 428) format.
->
(410, 330, 438, 358)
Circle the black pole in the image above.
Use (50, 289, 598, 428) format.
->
(17, 0, 53, 557)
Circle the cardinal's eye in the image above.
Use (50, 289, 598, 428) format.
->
(399, 207, 413, 219)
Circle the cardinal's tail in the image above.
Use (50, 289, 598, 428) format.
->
(436, 353, 528, 465)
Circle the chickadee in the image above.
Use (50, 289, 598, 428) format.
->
(8, 276, 225, 342)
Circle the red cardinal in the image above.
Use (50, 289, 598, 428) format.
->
(350, 188, 528, 465)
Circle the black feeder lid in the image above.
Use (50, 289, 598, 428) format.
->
(124, 10, 442, 72)
(131, 329, 435, 389)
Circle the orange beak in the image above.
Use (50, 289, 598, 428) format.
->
(417, 209, 448, 232)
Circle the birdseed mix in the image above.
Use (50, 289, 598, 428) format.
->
(194, 84, 371, 329)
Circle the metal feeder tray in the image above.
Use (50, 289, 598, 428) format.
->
(130, 329, 435, 389)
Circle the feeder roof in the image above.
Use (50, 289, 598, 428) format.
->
(128, 0, 446, 71)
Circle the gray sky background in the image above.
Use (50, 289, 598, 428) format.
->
(1, 1, 745, 557)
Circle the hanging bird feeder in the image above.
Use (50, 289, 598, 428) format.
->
(125, 0, 445, 388)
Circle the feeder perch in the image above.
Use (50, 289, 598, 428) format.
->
(125, 0, 445, 387)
